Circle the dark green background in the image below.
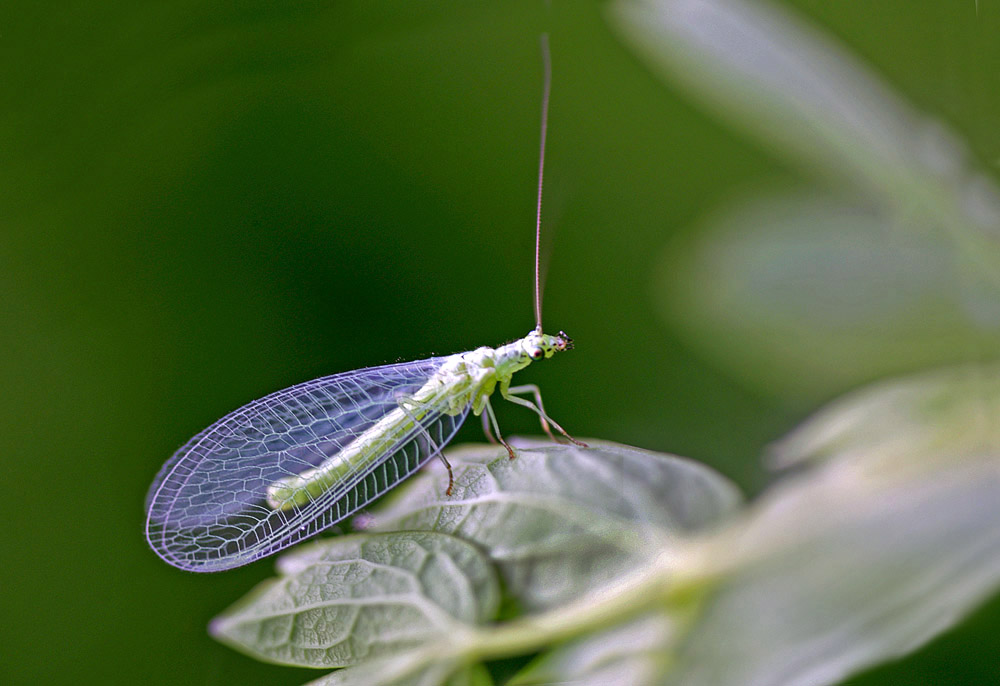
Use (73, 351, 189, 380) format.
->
(4, 2, 999, 684)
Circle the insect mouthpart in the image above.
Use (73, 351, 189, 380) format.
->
(556, 331, 574, 351)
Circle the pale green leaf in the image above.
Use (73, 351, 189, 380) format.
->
(210, 531, 498, 668)
(367, 440, 742, 610)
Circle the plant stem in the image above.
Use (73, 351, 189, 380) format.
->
(458, 548, 709, 661)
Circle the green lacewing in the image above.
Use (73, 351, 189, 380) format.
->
(145, 35, 581, 572)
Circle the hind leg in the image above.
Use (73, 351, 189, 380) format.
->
(397, 396, 455, 495)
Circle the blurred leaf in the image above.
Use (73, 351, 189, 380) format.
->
(210, 532, 498, 668)
(769, 363, 1000, 472)
(655, 191, 1000, 395)
(610, 0, 1000, 397)
(661, 365, 1000, 686)
(367, 440, 742, 610)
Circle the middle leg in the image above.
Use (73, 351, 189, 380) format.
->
(482, 395, 517, 460)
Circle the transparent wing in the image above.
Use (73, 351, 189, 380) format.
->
(145, 355, 471, 572)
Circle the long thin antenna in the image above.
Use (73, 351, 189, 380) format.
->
(534, 33, 551, 333)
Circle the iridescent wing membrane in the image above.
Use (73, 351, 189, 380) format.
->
(145, 356, 469, 572)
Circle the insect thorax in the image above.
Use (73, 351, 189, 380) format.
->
(404, 330, 571, 419)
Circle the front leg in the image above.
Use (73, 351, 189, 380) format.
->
(480, 409, 499, 445)
(499, 380, 587, 447)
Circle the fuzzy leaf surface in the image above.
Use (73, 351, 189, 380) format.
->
(210, 531, 498, 668)
(368, 440, 742, 610)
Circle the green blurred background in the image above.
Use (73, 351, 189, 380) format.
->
(4, 1, 999, 684)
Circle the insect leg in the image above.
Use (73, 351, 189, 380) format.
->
(483, 395, 517, 460)
(397, 396, 455, 496)
(502, 382, 588, 447)
(503, 383, 554, 440)
(481, 409, 499, 445)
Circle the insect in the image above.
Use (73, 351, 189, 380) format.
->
(145, 35, 583, 572)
